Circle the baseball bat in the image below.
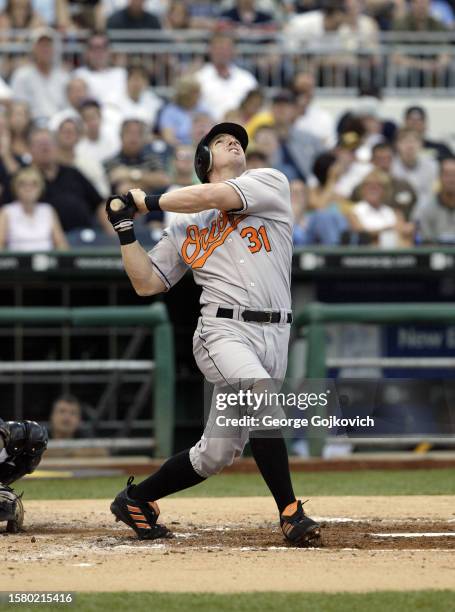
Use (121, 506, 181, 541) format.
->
(109, 197, 126, 212)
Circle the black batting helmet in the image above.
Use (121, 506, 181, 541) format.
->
(194, 122, 249, 183)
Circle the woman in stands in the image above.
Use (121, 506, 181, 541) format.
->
(0, 166, 68, 251)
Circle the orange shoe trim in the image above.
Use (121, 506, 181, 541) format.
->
(281, 501, 299, 517)
(127, 505, 141, 513)
(130, 513, 146, 521)
(135, 522, 151, 529)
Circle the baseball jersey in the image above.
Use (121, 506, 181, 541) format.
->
(147, 168, 293, 310)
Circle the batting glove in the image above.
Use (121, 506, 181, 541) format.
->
(106, 192, 138, 245)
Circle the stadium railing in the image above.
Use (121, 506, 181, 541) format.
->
(2, 30, 455, 94)
(0, 303, 175, 457)
(291, 302, 455, 456)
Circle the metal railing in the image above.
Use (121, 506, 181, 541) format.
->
(0, 304, 175, 456)
(2, 29, 455, 93)
(291, 302, 455, 456)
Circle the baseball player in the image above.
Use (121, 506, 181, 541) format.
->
(0, 418, 48, 532)
(107, 122, 321, 546)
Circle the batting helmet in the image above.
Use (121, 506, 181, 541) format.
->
(194, 122, 249, 183)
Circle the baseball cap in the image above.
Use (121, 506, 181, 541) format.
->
(352, 97, 380, 119)
(200, 122, 248, 151)
(31, 27, 56, 45)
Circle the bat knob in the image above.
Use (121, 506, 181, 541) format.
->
(109, 198, 125, 212)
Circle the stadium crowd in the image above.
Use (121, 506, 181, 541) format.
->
(0, 0, 454, 250)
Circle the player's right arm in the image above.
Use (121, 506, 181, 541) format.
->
(106, 193, 188, 296)
(120, 241, 166, 296)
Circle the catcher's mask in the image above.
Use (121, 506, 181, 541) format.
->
(194, 122, 249, 183)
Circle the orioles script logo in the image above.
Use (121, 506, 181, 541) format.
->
(181, 211, 247, 269)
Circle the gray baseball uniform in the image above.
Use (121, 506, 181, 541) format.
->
(148, 168, 293, 477)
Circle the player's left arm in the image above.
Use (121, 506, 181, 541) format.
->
(129, 183, 242, 215)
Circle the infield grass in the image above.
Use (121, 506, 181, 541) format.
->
(1, 591, 454, 612)
(19, 468, 455, 499)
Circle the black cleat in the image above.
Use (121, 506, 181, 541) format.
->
(280, 500, 321, 546)
(110, 476, 172, 541)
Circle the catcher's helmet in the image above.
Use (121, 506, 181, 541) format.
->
(194, 122, 249, 183)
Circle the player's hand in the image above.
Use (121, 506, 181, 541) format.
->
(128, 189, 148, 215)
(105, 192, 138, 234)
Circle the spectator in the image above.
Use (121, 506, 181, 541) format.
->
(291, 173, 350, 245)
(77, 99, 118, 165)
(392, 0, 450, 86)
(194, 33, 258, 121)
(349, 169, 407, 247)
(334, 129, 373, 198)
(0, 107, 21, 191)
(290, 178, 307, 243)
(283, 0, 345, 49)
(292, 71, 336, 148)
(186, 0, 219, 28)
(253, 124, 280, 166)
(98, 0, 167, 28)
(0, 166, 68, 251)
(163, 0, 190, 29)
(0, 0, 44, 33)
(417, 157, 455, 243)
(7, 100, 32, 162)
(159, 143, 195, 227)
(64, 77, 89, 112)
(219, 0, 276, 30)
(237, 88, 265, 133)
(309, 151, 352, 212)
(118, 65, 162, 128)
(75, 99, 117, 197)
(267, 91, 324, 181)
(54, 115, 82, 166)
(10, 28, 69, 121)
(51, 112, 108, 197)
(353, 142, 417, 220)
(391, 128, 438, 211)
(339, 0, 379, 50)
(245, 147, 268, 170)
(107, 0, 161, 29)
(349, 97, 386, 161)
(403, 106, 453, 162)
(159, 77, 207, 147)
(0, 75, 12, 103)
(49, 395, 82, 439)
(73, 33, 127, 108)
(0, 107, 21, 204)
(28, 127, 107, 233)
(191, 111, 214, 146)
(104, 118, 169, 192)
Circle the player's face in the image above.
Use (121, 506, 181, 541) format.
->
(210, 133, 246, 173)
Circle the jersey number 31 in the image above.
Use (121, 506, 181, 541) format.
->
(240, 225, 272, 254)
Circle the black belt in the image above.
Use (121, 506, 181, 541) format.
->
(216, 307, 292, 324)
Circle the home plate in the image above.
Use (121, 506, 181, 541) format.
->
(371, 533, 455, 538)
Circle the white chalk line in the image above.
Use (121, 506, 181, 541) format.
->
(371, 533, 455, 538)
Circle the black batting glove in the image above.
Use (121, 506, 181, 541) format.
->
(106, 192, 138, 245)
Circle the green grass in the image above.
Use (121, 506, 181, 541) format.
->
(19, 468, 455, 500)
(1, 591, 454, 612)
